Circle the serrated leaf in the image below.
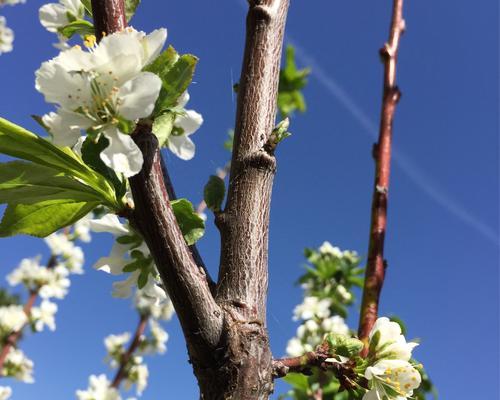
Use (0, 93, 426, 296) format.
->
(283, 373, 310, 391)
(152, 112, 175, 146)
(171, 198, 205, 245)
(58, 19, 94, 39)
(203, 175, 225, 212)
(144, 46, 179, 79)
(0, 200, 99, 238)
(0, 118, 120, 209)
(153, 54, 198, 114)
(125, 0, 141, 21)
(0, 161, 104, 204)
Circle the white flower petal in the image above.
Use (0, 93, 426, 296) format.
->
(175, 109, 203, 136)
(168, 134, 195, 160)
(142, 28, 167, 65)
(117, 72, 162, 120)
(101, 128, 143, 177)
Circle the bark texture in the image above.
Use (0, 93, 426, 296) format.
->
(358, 0, 405, 347)
(91, 1, 290, 398)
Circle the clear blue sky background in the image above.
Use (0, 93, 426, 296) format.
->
(0, 0, 498, 399)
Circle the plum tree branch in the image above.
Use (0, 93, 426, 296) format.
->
(90, 1, 222, 368)
(358, 0, 406, 348)
(0, 255, 56, 373)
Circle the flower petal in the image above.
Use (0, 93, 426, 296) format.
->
(117, 72, 162, 120)
(100, 128, 144, 177)
(175, 109, 203, 136)
(168, 134, 195, 160)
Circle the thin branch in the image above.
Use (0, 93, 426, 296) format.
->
(90, 2, 223, 367)
(91, 0, 126, 40)
(110, 314, 148, 389)
(0, 256, 57, 373)
(272, 352, 327, 378)
(358, 0, 406, 347)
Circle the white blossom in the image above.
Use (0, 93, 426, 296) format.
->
(44, 232, 85, 273)
(39, 0, 84, 33)
(319, 241, 343, 258)
(76, 374, 121, 400)
(124, 362, 148, 395)
(105, 332, 130, 355)
(286, 337, 305, 357)
(0, 387, 11, 400)
(368, 317, 418, 361)
(2, 348, 34, 383)
(335, 284, 352, 302)
(364, 359, 421, 400)
(74, 213, 93, 242)
(145, 320, 168, 354)
(0, 16, 13, 55)
(167, 91, 203, 160)
(134, 289, 174, 320)
(0, 0, 26, 6)
(36, 27, 167, 177)
(31, 300, 58, 332)
(293, 296, 331, 321)
(0, 305, 27, 336)
(321, 315, 349, 336)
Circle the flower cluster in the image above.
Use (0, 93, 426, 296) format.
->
(286, 242, 362, 358)
(0, 217, 91, 396)
(363, 318, 421, 400)
(0, 0, 24, 55)
(76, 286, 174, 399)
(39, 0, 84, 49)
(36, 27, 166, 177)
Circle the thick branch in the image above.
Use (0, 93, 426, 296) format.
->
(90, 2, 222, 366)
(111, 314, 148, 389)
(91, 0, 126, 40)
(358, 0, 405, 347)
(216, 0, 289, 324)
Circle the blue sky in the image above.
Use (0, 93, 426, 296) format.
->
(0, 0, 498, 399)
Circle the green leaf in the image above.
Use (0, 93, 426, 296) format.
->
(277, 45, 310, 118)
(137, 267, 149, 289)
(80, 0, 92, 16)
(80, 136, 126, 200)
(325, 334, 363, 358)
(283, 373, 310, 391)
(203, 175, 225, 212)
(0, 118, 120, 209)
(153, 54, 198, 113)
(152, 112, 176, 146)
(171, 198, 205, 245)
(0, 200, 99, 238)
(125, 0, 141, 22)
(0, 161, 104, 204)
(144, 46, 180, 79)
(58, 19, 95, 39)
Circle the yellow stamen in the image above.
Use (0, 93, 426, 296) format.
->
(83, 35, 97, 48)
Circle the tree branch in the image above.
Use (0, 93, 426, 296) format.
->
(0, 256, 57, 373)
(110, 314, 148, 389)
(90, 2, 222, 366)
(358, 0, 406, 347)
(216, 0, 289, 324)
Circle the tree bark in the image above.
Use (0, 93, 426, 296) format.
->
(358, 0, 405, 349)
(91, 0, 289, 398)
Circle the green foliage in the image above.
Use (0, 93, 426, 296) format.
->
(203, 175, 225, 212)
(300, 246, 364, 318)
(0, 288, 20, 307)
(145, 46, 198, 116)
(278, 45, 310, 118)
(152, 111, 176, 146)
(0, 200, 99, 238)
(223, 130, 234, 152)
(125, 0, 141, 22)
(171, 199, 205, 245)
(325, 333, 363, 358)
(0, 117, 125, 237)
(58, 19, 95, 39)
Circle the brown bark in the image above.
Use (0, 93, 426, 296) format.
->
(111, 314, 148, 389)
(91, 0, 289, 398)
(91, 0, 126, 40)
(358, 0, 406, 348)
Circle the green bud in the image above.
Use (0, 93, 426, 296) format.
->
(325, 333, 364, 358)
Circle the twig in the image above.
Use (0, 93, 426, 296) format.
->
(272, 352, 327, 378)
(110, 314, 148, 389)
(358, 0, 406, 348)
(0, 256, 57, 373)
